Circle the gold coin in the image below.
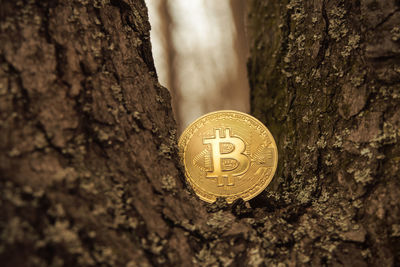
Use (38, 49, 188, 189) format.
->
(178, 110, 278, 203)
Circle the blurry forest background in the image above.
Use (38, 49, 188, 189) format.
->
(145, 0, 249, 132)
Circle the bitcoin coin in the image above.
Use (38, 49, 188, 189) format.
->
(178, 110, 278, 203)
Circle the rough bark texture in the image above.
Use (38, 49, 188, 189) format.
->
(247, 0, 400, 265)
(0, 1, 268, 266)
(1, 0, 399, 266)
(0, 0, 199, 266)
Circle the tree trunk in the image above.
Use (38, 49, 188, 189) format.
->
(156, 0, 181, 131)
(0, 0, 201, 266)
(247, 0, 400, 265)
(1, 0, 399, 266)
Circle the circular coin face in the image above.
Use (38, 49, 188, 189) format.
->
(178, 110, 278, 203)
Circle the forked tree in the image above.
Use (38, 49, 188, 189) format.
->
(0, 0, 399, 266)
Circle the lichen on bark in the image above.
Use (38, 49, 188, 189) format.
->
(0, 0, 203, 265)
(247, 0, 400, 265)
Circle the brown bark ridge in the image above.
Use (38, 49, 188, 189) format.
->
(156, 0, 181, 131)
(0, 1, 275, 266)
(0, 0, 204, 266)
(248, 0, 400, 266)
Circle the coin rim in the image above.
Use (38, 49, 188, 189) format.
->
(178, 110, 278, 203)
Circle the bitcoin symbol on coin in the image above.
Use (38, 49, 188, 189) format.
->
(203, 128, 249, 186)
(178, 110, 278, 203)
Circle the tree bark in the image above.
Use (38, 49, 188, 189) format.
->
(156, 0, 181, 131)
(0, 0, 202, 266)
(247, 0, 400, 265)
(1, 0, 399, 266)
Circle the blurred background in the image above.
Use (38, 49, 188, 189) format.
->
(145, 0, 250, 133)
